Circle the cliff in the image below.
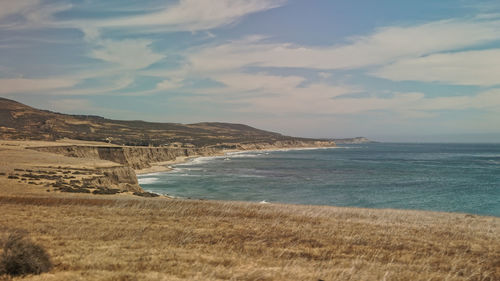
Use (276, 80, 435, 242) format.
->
(85, 166, 142, 193)
(25, 140, 334, 194)
(29, 139, 335, 170)
(29, 145, 222, 170)
(0, 97, 337, 195)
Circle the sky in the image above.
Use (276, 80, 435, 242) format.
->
(1, 0, 500, 142)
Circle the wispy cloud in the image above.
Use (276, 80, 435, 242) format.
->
(0, 0, 72, 30)
(80, 0, 286, 33)
(187, 18, 500, 72)
(0, 0, 39, 20)
(0, 78, 77, 95)
(90, 39, 164, 70)
(372, 49, 500, 86)
(196, 73, 306, 95)
(156, 77, 184, 91)
(236, 89, 500, 116)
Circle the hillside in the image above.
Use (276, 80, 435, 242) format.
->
(0, 97, 326, 147)
(0, 188, 498, 281)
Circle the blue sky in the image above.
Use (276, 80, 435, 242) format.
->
(1, 0, 500, 142)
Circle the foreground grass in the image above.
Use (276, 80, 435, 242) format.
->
(0, 195, 499, 281)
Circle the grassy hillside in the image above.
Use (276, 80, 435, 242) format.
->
(0, 97, 316, 147)
(0, 189, 498, 281)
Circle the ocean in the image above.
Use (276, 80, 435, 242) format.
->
(138, 143, 500, 217)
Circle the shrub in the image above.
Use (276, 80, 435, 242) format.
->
(133, 191, 159, 197)
(59, 186, 90, 193)
(0, 231, 52, 276)
(92, 188, 121, 195)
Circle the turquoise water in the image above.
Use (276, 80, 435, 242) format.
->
(138, 143, 500, 216)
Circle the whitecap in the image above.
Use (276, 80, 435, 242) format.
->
(138, 177, 160, 184)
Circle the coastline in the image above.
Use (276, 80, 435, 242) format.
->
(134, 145, 338, 176)
(134, 143, 500, 217)
(134, 156, 190, 175)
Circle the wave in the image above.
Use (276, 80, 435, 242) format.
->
(175, 156, 218, 166)
(236, 174, 265, 178)
(138, 177, 160, 184)
(228, 153, 265, 158)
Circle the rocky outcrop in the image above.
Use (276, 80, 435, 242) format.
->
(84, 166, 141, 192)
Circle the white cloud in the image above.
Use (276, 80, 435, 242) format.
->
(156, 78, 184, 91)
(0, 1, 72, 30)
(187, 71, 362, 112)
(0, 78, 77, 94)
(318, 72, 332, 79)
(187, 18, 500, 72)
(199, 73, 305, 95)
(416, 89, 500, 111)
(372, 49, 500, 86)
(178, 16, 500, 116)
(200, 76, 500, 116)
(90, 39, 164, 70)
(78, 0, 285, 33)
(243, 92, 421, 115)
(53, 75, 135, 96)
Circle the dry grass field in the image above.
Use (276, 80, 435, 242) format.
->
(0, 185, 499, 281)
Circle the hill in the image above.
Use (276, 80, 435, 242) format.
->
(0, 97, 330, 147)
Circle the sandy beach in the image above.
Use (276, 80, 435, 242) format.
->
(134, 156, 190, 175)
(134, 147, 337, 176)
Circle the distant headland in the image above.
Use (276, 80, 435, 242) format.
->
(331, 137, 376, 144)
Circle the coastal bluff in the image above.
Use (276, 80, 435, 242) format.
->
(1, 140, 334, 195)
(332, 137, 374, 144)
(28, 140, 334, 170)
(0, 97, 335, 195)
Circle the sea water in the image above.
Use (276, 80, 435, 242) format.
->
(138, 143, 500, 217)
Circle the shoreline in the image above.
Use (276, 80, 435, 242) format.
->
(133, 144, 500, 218)
(134, 145, 338, 176)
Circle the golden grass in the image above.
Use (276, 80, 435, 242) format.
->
(0, 193, 499, 281)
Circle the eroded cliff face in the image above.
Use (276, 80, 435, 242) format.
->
(30, 146, 222, 169)
(30, 141, 335, 169)
(84, 166, 141, 192)
(28, 141, 335, 193)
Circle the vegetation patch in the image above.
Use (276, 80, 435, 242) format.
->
(58, 186, 91, 193)
(0, 231, 52, 277)
(92, 188, 121, 195)
(133, 191, 160, 197)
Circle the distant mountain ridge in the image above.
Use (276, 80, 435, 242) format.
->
(332, 137, 375, 144)
(0, 97, 334, 148)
